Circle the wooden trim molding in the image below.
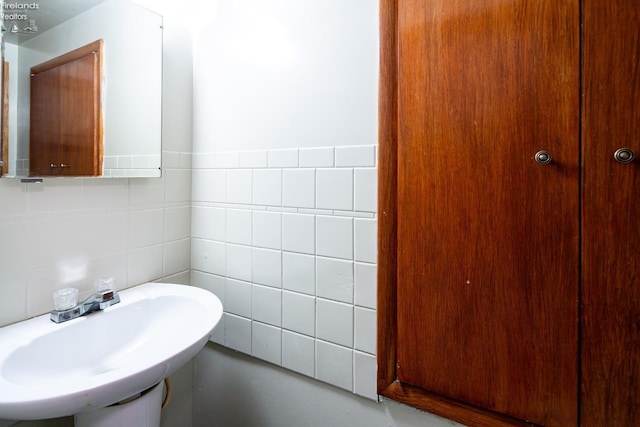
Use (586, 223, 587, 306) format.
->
(31, 39, 104, 76)
(376, 0, 398, 393)
(381, 382, 536, 427)
(92, 41, 104, 174)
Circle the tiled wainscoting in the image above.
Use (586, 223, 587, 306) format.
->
(191, 145, 378, 399)
(103, 154, 163, 177)
(0, 150, 193, 328)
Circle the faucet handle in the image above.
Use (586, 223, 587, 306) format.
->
(53, 288, 79, 310)
(96, 289, 116, 301)
(96, 289, 120, 309)
(95, 277, 116, 292)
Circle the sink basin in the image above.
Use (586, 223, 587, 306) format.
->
(0, 283, 223, 420)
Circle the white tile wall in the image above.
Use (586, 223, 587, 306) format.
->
(191, 239, 225, 275)
(103, 154, 162, 177)
(192, 206, 226, 241)
(239, 150, 267, 168)
(355, 262, 377, 309)
(225, 313, 252, 354)
(282, 252, 316, 295)
(335, 146, 376, 168)
(191, 145, 378, 400)
(225, 278, 252, 317)
(316, 216, 353, 259)
(354, 168, 377, 212)
(226, 244, 252, 282)
(316, 340, 354, 391)
(282, 330, 316, 377)
(317, 298, 354, 347)
(226, 209, 252, 245)
(252, 248, 282, 287)
(164, 239, 191, 275)
(355, 218, 377, 263)
(354, 351, 377, 399)
(0, 151, 194, 327)
(164, 206, 192, 241)
(252, 321, 282, 365)
(299, 147, 334, 168)
(316, 169, 353, 210)
(317, 257, 354, 304)
(282, 213, 316, 254)
(192, 169, 226, 202)
(282, 290, 315, 336)
(253, 169, 282, 206)
(252, 211, 282, 249)
(282, 169, 315, 208)
(268, 149, 299, 168)
(355, 307, 377, 354)
(129, 209, 164, 249)
(226, 170, 253, 204)
(252, 284, 282, 326)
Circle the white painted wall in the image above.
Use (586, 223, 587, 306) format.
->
(189, 1, 462, 426)
(192, 0, 379, 152)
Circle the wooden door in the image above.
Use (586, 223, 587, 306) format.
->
(380, 0, 580, 425)
(581, 0, 640, 425)
(29, 67, 62, 176)
(58, 52, 102, 176)
(30, 40, 103, 177)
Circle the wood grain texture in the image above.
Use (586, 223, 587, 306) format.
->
(30, 40, 103, 176)
(377, 0, 399, 392)
(581, 0, 640, 425)
(57, 51, 102, 176)
(29, 67, 61, 176)
(381, 381, 538, 427)
(380, 0, 580, 425)
(30, 39, 102, 75)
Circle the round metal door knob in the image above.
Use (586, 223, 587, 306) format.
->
(614, 148, 635, 163)
(534, 150, 552, 165)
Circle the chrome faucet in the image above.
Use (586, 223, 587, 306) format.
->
(50, 289, 121, 323)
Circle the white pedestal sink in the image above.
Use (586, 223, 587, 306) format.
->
(0, 283, 223, 424)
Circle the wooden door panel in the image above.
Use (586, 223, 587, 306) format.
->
(59, 53, 101, 176)
(396, 0, 579, 425)
(29, 68, 61, 176)
(29, 40, 102, 177)
(581, 0, 640, 425)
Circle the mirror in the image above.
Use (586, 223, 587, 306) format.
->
(1, 0, 163, 178)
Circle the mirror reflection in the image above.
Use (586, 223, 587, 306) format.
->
(1, 0, 163, 178)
